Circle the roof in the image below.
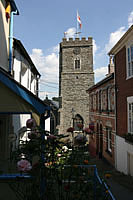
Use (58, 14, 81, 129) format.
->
(51, 100, 59, 109)
(108, 25, 133, 55)
(87, 73, 114, 92)
(43, 98, 59, 110)
(13, 38, 40, 77)
(0, 67, 50, 114)
(9, 0, 19, 15)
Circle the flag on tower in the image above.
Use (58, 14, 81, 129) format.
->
(77, 11, 82, 29)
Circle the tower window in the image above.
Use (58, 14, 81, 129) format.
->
(75, 59, 80, 69)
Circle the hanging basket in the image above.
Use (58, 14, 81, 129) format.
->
(84, 127, 93, 135)
(77, 123, 83, 129)
(74, 134, 87, 146)
(89, 123, 94, 131)
(67, 127, 74, 133)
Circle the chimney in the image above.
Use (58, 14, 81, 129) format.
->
(108, 55, 114, 74)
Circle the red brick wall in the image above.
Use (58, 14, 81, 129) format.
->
(115, 47, 133, 136)
(88, 77, 115, 166)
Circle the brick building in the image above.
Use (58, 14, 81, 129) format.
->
(108, 25, 133, 175)
(87, 59, 115, 166)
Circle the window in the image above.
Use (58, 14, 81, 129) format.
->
(96, 92, 98, 111)
(107, 87, 110, 110)
(127, 46, 133, 78)
(99, 90, 102, 112)
(106, 127, 112, 152)
(90, 95, 93, 111)
(75, 58, 80, 69)
(73, 114, 83, 131)
(128, 99, 133, 134)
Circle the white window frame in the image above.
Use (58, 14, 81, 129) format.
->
(127, 45, 133, 79)
(127, 96, 133, 134)
(107, 87, 111, 110)
(106, 127, 112, 152)
(98, 90, 102, 111)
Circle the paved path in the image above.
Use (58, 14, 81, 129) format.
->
(89, 157, 133, 200)
(106, 178, 133, 200)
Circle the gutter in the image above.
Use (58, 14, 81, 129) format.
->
(8, 0, 19, 73)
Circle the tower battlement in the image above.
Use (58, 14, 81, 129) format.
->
(61, 37, 92, 47)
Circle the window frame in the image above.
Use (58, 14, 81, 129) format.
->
(127, 45, 133, 79)
(127, 96, 133, 134)
(74, 58, 80, 69)
(73, 114, 83, 131)
(106, 127, 112, 152)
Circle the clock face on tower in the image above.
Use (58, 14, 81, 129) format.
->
(73, 47, 80, 55)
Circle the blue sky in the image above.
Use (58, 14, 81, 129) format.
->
(14, 0, 133, 99)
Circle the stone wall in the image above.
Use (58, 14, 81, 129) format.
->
(58, 37, 94, 135)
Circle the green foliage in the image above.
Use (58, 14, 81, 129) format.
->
(11, 123, 111, 200)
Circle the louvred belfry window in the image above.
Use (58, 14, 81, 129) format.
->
(75, 58, 80, 69)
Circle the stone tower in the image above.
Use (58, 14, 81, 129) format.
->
(58, 37, 94, 135)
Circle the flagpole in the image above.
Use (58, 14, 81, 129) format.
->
(76, 10, 78, 37)
(76, 10, 82, 38)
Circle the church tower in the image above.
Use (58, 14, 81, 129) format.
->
(58, 37, 94, 135)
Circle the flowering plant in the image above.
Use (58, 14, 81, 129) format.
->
(26, 118, 36, 129)
(17, 159, 32, 172)
(74, 134, 87, 146)
(77, 123, 83, 129)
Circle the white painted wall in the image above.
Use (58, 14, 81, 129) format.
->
(45, 117, 50, 132)
(13, 49, 37, 95)
(12, 114, 31, 147)
(0, 0, 10, 71)
(116, 135, 133, 175)
(13, 58, 21, 82)
(31, 77, 36, 94)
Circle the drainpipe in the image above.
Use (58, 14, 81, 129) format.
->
(114, 55, 117, 170)
(9, 10, 17, 74)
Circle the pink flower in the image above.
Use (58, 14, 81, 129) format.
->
(26, 118, 36, 129)
(17, 159, 32, 172)
(57, 154, 62, 157)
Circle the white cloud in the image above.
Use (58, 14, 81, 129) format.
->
(93, 39, 98, 55)
(128, 11, 133, 27)
(52, 44, 59, 53)
(30, 47, 59, 83)
(93, 39, 99, 64)
(64, 27, 76, 38)
(105, 27, 126, 53)
(39, 91, 58, 100)
(94, 66, 108, 80)
(30, 47, 59, 99)
(104, 11, 133, 54)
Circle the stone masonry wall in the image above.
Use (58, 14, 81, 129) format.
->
(59, 37, 94, 135)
